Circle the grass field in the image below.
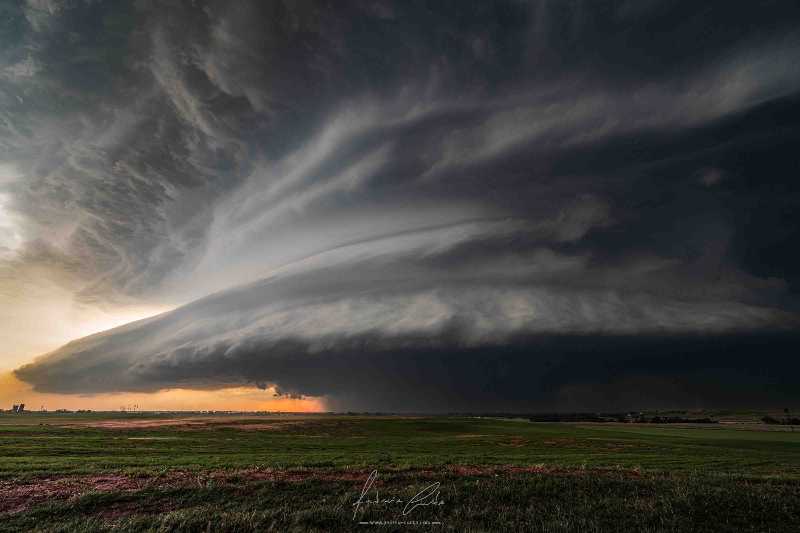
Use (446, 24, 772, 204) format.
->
(1, 412, 799, 532)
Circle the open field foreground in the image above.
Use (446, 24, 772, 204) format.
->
(1, 413, 799, 532)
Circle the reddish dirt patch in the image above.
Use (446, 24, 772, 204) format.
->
(0, 471, 214, 515)
(0, 474, 144, 514)
(216, 421, 370, 434)
(62, 419, 209, 430)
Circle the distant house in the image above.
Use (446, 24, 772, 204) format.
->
(12, 404, 18, 412)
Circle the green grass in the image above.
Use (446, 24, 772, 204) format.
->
(1, 413, 799, 532)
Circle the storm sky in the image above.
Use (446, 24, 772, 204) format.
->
(3, 0, 800, 411)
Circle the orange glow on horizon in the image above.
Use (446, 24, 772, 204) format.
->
(0, 372, 325, 412)
(0, 302, 179, 374)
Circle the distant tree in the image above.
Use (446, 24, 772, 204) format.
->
(785, 408, 795, 433)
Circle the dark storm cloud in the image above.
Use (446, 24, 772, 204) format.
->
(14, 221, 800, 409)
(5, 0, 800, 409)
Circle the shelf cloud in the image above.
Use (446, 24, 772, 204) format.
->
(14, 218, 800, 409)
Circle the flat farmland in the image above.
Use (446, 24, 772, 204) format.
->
(1, 413, 799, 532)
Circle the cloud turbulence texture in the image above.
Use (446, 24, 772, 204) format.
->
(4, 0, 800, 410)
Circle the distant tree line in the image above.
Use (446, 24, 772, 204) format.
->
(762, 409, 798, 430)
(526, 413, 718, 424)
(761, 416, 799, 424)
